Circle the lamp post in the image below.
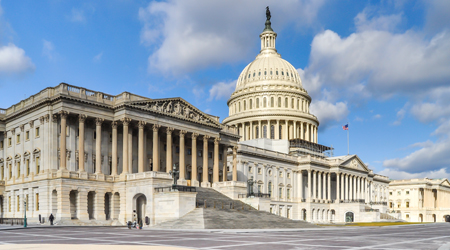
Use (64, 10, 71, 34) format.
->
(24, 201, 27, 228)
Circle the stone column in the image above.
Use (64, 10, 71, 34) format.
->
(201, 135, 210, 187)
(276, 120, 280, 139)
(111, 121, 118, 176)
(299, 122, 303, 140)
(59, 111, 69, 171)
(258, 120, 262, 139)
(191, 133, 199, 186)
(138, 121, 147, 173)
(95, 118, 104, 174)
(312, 170, 316, 200)
(78, 114, 86, 172)
(213, 137, 220, 183)
(318, 172, 322, 200)
(178, 130, 186, 184)
(327, 173, 331, 201)
(232, 146, 237, 181)
(165, 127, 174, 173)
(299, 170, 303, 201)
(222, 146, 227, 182)
(152, 124, 160, 172)
(77, 190, 89, 220)
(345, 174, 348, 200)
(250, 122, 253, 140)
(349, 175, 353, 200)
(94, 191, 106, 220)
(341, 173, 345, 201)
(121, 118, 131, 175)
(306, 123, 310, 141)
(357, 177, 361, 200)
(336, 173, 340, 202)
(293, 121, 297, 139)
(285, 121, 289, 140)
(307, 170, 311, 200)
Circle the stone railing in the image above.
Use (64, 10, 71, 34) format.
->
(126, 171, 172, 180)
(2, 83, 150, 116)
(0, 180, 4, 186)
(213, 181, 247, 188)
(238, 144, 297, 161)
(220, 125, 238, 135)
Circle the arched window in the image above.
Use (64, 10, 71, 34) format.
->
(291, 98, 294, 108)
(268, 182, 272, 196)
(263, 97, 267, 108)
(249, 99, 252, 109)
(256, 98, 259, 108)
(239, 102, 241, 112)
(270, 125, 275, 139)
(255, 126, 259, 139)
(285, 98, 288, 108)
(297, 99, 300, 110)
(279, 125, 282, 139)
(263, 125, 267, 138)
(278, 97, 281, 107)
(243, 100, 246, 111)
(271, 97, 274, 107)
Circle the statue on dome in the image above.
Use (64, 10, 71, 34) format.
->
(266, 6, 271, 21)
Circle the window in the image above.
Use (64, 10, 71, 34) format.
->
(17, 162, 21, 177)
(263, 97, 267, 108)
(8, 137, 11, 147)
(406, 191, 409, 195)
(268, 182, 272, 196)
(255, 126, 259, 139)
(17, 195, 20, 212)
(263, 125, 267, 138)
(17, 134, 20, 144)
(287, 173, 291, 178)
(406, 214, 409, 219)
(270, 125, 275, 139)
(271, 97, 274, 107)
(287, 189, 291, 199)
(406, 202, 409, 208)
(276, 70, 278, 75)
(35, 127, 40, 138)
(9, 164, 12, 179)
(26, 159, 30, 176)
(258, 168, 262, 174)
(281, 71, 284, 76)
(248, 166, 252, 173)
(26, 131, 30, 140)
(279, 171, 283, 177)
(268, 170, 272, 176)
(0, 140, 3, 149)
(36, 193, 39, 211)
(8, 196, 11, 212)
(198, 150, 202, 157)
(36, 157, 40, 173)
(279, 125, 282, 139)
(285, 97, 288, 108)
(208, 152, 213, 159)
(278, 97, 281, 107)
(397, 203, 401, 208)
(291, 98, 294, 108)
(397, 191, 401, 195)
(239, 102, 241, 112)
(270, 207, 273, 213)
(258, 184, 262, 193)
(250, 99, 252, 109)
(287, 208, 291, 219)
(256, 98, 259, 108)
(279, 188, 283, 198)
(243, 100, 246, 111)
(389, 192, 392, 195)
(389, 202, 393, 208)
(26, 194, 29, 211)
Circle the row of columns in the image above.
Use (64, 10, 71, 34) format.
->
(58, 112, 239, 185)
(298, 170, 374, 203)
(237, 120, 318, 143)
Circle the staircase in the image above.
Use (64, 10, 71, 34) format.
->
(152, 187, 318, 229)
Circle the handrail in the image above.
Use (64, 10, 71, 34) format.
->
(154, 185, 196, 193)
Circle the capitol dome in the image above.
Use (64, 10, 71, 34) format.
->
(222, 15, 319, 143)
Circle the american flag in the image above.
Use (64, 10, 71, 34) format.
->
(342, 124, 349, 130)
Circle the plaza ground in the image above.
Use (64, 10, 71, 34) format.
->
(0, 223, 449, 250)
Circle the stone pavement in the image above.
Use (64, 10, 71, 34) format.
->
(0, 223, 449, 249)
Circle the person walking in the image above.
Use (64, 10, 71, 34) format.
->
(49, 213, 54, 226)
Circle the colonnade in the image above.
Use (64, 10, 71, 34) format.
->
(236, 120, 318, 143)
(57, 111, 239, 186)
(298, 170, 378, 203)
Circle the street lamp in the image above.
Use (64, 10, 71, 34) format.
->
(24, 201, 27, 228)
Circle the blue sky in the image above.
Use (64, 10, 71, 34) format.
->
(1, 0, 450, 180)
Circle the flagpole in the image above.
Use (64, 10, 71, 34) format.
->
(347, 122, 349, 155)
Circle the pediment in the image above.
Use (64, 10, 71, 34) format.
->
(14, 153, 21, 159)
(441, 179, 450, 187)
(128, 98, 220, 127)
(23, 151, 30, 156)
(33, 148, 41, 154)
(341, 155, 369, 172)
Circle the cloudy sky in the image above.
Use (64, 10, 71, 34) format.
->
(1, 0, 450, 180)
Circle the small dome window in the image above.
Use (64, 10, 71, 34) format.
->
(281, 71, 284, 76)
(258, 72, 261, 76)
(248, 74, 251, 78)
(270, 71, 273, 75)
(276, 71, 278, 75)
(264, 71, 267, 75)
(253, 73, 255, 77)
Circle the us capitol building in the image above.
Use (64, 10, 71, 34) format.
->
(0, 11, 392, 226)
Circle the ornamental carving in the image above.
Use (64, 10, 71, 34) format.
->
(191, 133, 199, 140)
(179, 130, 187, 137)
(39, 116, 45, 124)
(121, 117, 132, 126)
(351, 159, 358, 169)
(95, 118, 104, 126)
(111, 121, 118, 129)
(29, 121, 34, 128)
(131, 99, 219, 126)
(79, 114, 87, 123)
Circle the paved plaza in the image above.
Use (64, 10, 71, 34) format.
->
(0, 224, 449, 250)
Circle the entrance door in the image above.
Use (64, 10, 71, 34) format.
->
(345, 212, 354, 222)
(136, 195, 147, 224)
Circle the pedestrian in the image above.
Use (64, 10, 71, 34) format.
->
(49, 213, 54, 226)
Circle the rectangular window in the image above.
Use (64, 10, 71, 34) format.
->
(287, 208, 291, 219)
(406, 191, 409, 195)
(36, 193, 39, 211)
(187, 148, 192, 155)
(8, 137, 11, 147)
(35, 127, 40, 138)
(17, 195, 20, 212)
(279, 171, 283, 177)
(287, 189, 291, 199)
(406, 214, 409, 219)
(8, 196, 11, 212)
(26, 159, 30, 176)
(26, 131, 30, 140)
(287, 173, 291, 178)
(9, 164, 12, 179)
(279, 188, 283, 198)
(0, 140, 3, 149)
(16, 134, 20, 144)
(219, 153, 222, 161)
(389, 192, 392, 195)
(248, 166, 252, 173)
(258, 168, 262, 174)
(389, 202, 393, 208)
(208, 152, 212, 159)
(258, 185, 261, 193)
(406, 202, 409, 208)
(17, 162, 21, 177)
(26, 194, 29, 211)
(36, 157, 40, 173)
(175, 146, 179, 154)
(397, 191, 401, 195)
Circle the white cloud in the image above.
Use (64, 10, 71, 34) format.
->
(208, 80, 236, 101)
(373, 114, 381, 119)
(139, 0, 325, 75)
(70, 8, 86, 23)
(378, 167, 450, 180)
(42, 40, 55, 60)
(355, 9, 403, 32)
(93, 52, 103, 63)
(0, 43, 35, 74)
(310, 100, 349, 130)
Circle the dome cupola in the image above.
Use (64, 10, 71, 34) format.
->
(222, 7, 319, 144)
